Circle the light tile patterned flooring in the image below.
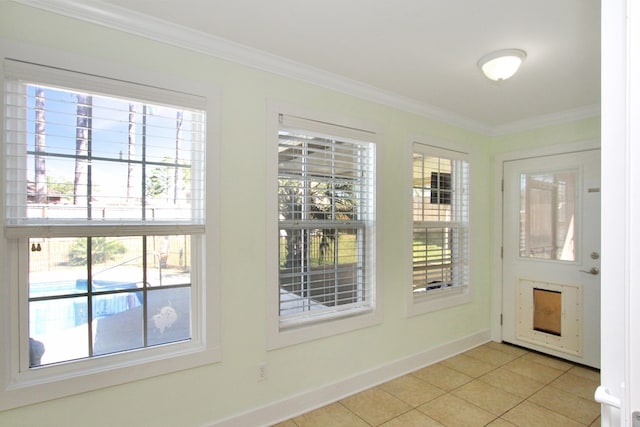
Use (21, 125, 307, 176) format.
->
(273, 341, 601, 427)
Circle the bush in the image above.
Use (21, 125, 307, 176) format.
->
(68, 237, 127, 266)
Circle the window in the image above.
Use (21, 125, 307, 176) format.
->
(430, 171, 451, 205)
(269, 109, 378, 347)
(411, 143, 470, 311)
(519, 170, 577, 261)
(2, 59, 218, 409)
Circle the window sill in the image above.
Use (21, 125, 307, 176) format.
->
(267, 306, 382, 350)
(1, 338, 220, 411)
(407, 285, 471, 317)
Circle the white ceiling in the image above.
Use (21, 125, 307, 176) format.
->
(21, 0, 601, 134)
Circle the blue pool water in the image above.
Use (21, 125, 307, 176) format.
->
(30, 279, 141, 335)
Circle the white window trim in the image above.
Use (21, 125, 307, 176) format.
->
(407, 139, 472, 317)
(0, 43, 221, 411)
(266, 101, 382, 350)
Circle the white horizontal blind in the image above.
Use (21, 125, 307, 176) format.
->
(278, 114, 375, 328)
(4, 60, 206, 237)
(412, 143, 469, 294)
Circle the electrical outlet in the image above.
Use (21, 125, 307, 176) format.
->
(257, 362, 267, 382)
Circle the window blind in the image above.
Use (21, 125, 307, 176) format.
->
(279, 113, 376, 144)
(278, 114, 376, 327)
(412, 143, 469, 294)
(4, 60, 206, 237)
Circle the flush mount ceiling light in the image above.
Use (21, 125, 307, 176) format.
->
(478, 49, 527, 81)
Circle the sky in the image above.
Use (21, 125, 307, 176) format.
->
(21, 84, 204, 213)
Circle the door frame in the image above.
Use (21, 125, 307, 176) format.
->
(491, 138, 601, 344)
(599, 0, 640, 424)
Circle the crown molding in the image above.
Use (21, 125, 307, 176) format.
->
(9, 0, 494, 134)
(9, 0, 599, 136)
(489, 104, 601, 136)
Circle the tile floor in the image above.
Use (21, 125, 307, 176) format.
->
(273, 341, 601, 427)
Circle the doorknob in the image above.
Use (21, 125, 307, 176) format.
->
(580, 267, 600, 275)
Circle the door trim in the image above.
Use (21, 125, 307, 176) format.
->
(491, 139, 600, 343)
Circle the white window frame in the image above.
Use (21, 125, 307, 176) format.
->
(408, 141, 471, 316)
(266, 102, 381, 349)
(0, 55, 220, 411)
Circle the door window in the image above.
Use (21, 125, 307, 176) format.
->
(519, 170, 577, 261)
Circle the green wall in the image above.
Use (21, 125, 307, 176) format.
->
(492, 117, 600, 154)
(0, 2, 599, 426)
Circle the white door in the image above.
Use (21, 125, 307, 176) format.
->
(502, 149, 601, 368)
(597, 0, 640, 424)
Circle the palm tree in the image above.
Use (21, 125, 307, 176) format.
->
(73, 95, 92, 206)
(126, 103, 136, 202)
(174, 111, 183, 204)
(34, 87, 47, 203)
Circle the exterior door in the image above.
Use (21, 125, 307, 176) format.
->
(597, 0, 640, 424)
(502, 149, 601, 368)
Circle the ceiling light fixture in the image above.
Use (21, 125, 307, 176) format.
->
(478, 49, 527, 81)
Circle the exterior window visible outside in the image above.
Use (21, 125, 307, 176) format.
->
(412, 143, 469, 300)
(3, 60, 207, 373)
(277, 113, 376, 330)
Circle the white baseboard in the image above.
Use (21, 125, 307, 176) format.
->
(208, 329, 491, 427)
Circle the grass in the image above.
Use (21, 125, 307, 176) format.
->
(279, 232, 359, 268)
